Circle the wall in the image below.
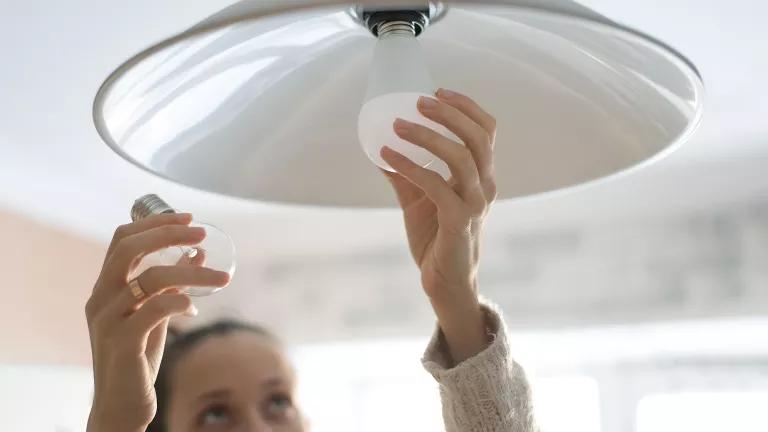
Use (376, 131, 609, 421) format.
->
(222, 201, 768, 343)
(0, 209, 103, 365)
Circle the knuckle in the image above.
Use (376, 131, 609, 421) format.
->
(139, 267, 163, 291)
(85, 297, 98, 317)
(113, 224, 132, 240)
(484, 180, 498, 201)
(143, 297, 165, 315)
(457, 145, 473, 162)
(482, 175, 497, 190)
(159, 224, 178, 238)
(468, 204, 486, 219)
(113, 236, 138, 258)
(475, 197, 489, 214)
(175, 295, 192, 310)
(487, 116, 497, 133)
(141, 265, 163, 281)
(476, 125, 492, 146)
(425, 170, 444, 184)
(457, 148, 478, 176)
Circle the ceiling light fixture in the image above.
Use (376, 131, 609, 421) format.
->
(94, 0, 704, 207)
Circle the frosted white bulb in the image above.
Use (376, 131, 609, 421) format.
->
(358, 22, 455, 172)
(130, 195, 236, 297)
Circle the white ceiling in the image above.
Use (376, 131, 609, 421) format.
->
(1, 0, 767, 256)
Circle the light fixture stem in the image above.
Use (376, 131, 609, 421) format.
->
(377, 21, 417, 37)
(131, 194, 176, 221)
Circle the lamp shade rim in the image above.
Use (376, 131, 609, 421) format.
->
(93, 0, 705, 208)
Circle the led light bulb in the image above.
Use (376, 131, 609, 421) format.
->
(358, 19, 455, 172)
(129, 194, 236, 296)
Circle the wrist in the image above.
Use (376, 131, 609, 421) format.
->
(88, 404, 149, 432)
(427, 284, 490, 365)
(426, 279, 479, 317)
(431, 292, 484, 336)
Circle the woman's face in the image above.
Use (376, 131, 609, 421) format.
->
(166, 331, 307, 432)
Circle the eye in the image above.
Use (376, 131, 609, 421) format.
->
(265, 393, 294, 418)
(198, 403, 232, 427)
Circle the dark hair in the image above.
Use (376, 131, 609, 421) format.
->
(147, 320, 277, 432)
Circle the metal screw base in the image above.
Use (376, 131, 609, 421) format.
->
(131, 194, 176, 222)
(349, 2, 447, 37)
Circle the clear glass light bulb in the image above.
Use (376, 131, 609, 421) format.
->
(129, 194, 236, 296)
(358, 21, 455, 172)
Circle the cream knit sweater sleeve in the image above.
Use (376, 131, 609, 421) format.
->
(421, 300, 537, 432)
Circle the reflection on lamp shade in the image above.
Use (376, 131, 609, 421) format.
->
(94, 0, 704, 207)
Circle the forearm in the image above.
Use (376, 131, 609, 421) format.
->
(428, 281, 490, 365)
(423, 300, 538, 432)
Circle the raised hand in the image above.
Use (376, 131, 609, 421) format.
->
(381, 88, 497, 364)
(85, 213, 230, 432)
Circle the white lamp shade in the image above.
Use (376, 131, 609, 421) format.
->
(94, 0, 704, 207)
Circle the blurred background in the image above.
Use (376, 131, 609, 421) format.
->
(1, 0, 767, 431)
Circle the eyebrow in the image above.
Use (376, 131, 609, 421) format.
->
(261, 377, 287, 389)
(195, 378, 288, 402)
(197, 389, 230, 402)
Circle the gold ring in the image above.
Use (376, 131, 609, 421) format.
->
(128, 277, 147, 301)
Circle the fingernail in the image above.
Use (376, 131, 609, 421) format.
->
(218, 271, 232, 285)
(393, 118, 412, 134)
(173, 213, 193, 224)
(437, 88, 456, 98)
(190, 227, 207, 238)
(184, 304, 198, 317)
(380, 146, 401, 159)
(418, 96, 437, 109)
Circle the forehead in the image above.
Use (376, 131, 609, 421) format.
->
(170, 331, 295, 399)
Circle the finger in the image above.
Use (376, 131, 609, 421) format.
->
(380, 168, 425, 206)
(120, 294, 196, 354)
(140, 265, 229, 296)
(393, 118, 483, 201)
(98, 265, 225, 321)
(106, 225, 207, 280)
(435, 89, 499, 201)
(105, 213, 193, 261)
(436, 89, 497, 142)
(145, 318, 170, 376)
(178, 247, 207, 267)
(121, 266, 229, 313)
(381, 146, 462, 212)
(417, 96, 493, 182)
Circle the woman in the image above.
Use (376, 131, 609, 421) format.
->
(85, 89, 536, 432)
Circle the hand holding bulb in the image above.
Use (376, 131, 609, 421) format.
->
(85, 210, 232, 432)
(381, 87, 499, 365)
(129, 194, 236, 296)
